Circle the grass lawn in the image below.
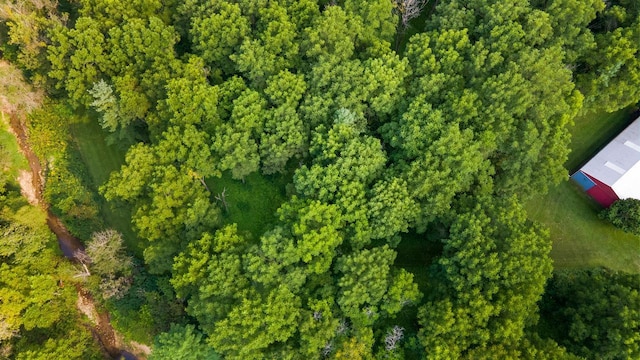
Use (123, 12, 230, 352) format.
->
(526, 108, 640, 273)
(527, 181, 639, 273)
(68, 113, 141, 256)
(206, 171, 291, 239)
(567, 108, 635, 171)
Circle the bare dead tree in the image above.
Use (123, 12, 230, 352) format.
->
(82, 230, 134, 299)
(393, 0, 427, 28)
(99, 275, 132, 300)
(336, 319, 349, 335)
(384, 326, 405, 351)
(73, 249, 91, 278)
(215, 187, 229, 212)
(321, 341, 333, 357)
(200, 176, 210, 191)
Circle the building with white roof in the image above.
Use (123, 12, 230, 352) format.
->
(571, 116, 640, 207)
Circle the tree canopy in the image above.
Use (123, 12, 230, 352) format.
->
(2, 0, 640, 358)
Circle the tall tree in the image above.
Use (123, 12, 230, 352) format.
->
(207, 285, 301, 359)
(0, 0, 66, 78)
(171, 225, 251, 331)
(540, 268, 640, 359)
(230, 1, 300, 88)
(189, 1, 249, 75)
(212, 88, 266, 180)
(149, 324, 220, 360)
(102, 124, 220, 273)
(260, 70, 307, 174)
(418, 196, 553, 358)
(48, 17, 108, 106)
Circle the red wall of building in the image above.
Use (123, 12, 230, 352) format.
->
(584, 173, 620, 207)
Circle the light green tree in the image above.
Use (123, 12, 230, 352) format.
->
(149, 324, 220, 360)
(418, 196, 553, 358)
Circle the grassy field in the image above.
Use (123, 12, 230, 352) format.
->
(567, 108, 635, 171)
(528, 181, 639, 272)
(68, 113, 141, 256)
(526, 109, 640, 273)
(206, 171, 291, 240)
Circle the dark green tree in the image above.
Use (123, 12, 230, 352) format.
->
(600, 198, 640, 235)
(149, 324, 220, 360)
(540, 268, 640, 359)
(418, 196, 553, 358)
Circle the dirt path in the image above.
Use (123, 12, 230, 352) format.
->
(1, 61, 150, 360)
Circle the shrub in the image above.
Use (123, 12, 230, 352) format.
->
(600, 198, 640, 236)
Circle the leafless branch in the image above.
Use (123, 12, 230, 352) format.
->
(393, 0, 427, 28)
(215, 187, 229, 212)
(384, 325, 405, 351)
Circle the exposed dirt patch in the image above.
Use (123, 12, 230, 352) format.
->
(123, 340, 152, 359)
(17, 169, 38, 205)
(77, 289, 120, 358)
(1, 60, 150, 359)
(76, 288, 99, 324)
(77, 289, 151, 360)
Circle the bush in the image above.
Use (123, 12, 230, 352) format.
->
(600, 198, 640, 236)
(28, 104, 102, 239)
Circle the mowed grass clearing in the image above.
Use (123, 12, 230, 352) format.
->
(68, 113, 141, 256)
(526, 108, 640, 273)
(207, 170, 291, 239)
(527, 181, 639, 272)
(566, 107, 635, 171)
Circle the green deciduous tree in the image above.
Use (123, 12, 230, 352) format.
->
(260, 70, 307, 174)
(150, 324, 220, 360)
(418, 196, 553, 358)
(212, 88, 265, 180)
(189, 1, 249, 75)
(107, 16, 178, 106)
(77, 0, 164, 29)
(600, 198, 640, 235)
(336, 245, 421, 327)
(48, 17, 107, 106)
(207, 285, 301, 359)
(230, 2, 300, 88)
(102, 124, 220, 273)
(0, 193, 100, 359)
(298, 298, 340, 358)
(396, 0, 583, 203)
(294, 120, 387, 247)
(0, 0, 65, 78)
(532, 0, 604, 64)
(171, 225, 250, 331)
(540, 268, 640, 360)
(574, 1, 640, 112)
(343, 0, 397, 47)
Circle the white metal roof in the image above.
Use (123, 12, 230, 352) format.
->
(580, 116, 640, 199)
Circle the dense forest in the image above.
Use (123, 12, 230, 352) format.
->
(1, 0, 639, 359)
